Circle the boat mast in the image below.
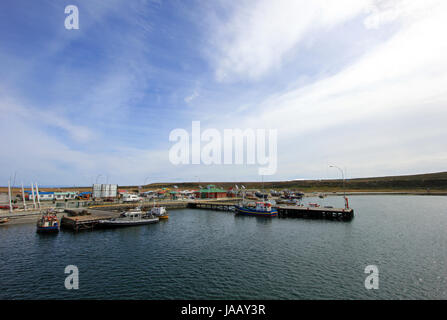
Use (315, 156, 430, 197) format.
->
(8, 180, 13, 213)
(31, 182, 36, 209)
(262, 175, 265, 201)
(35, 182, 41, 208)
(21, 182, 26, 211)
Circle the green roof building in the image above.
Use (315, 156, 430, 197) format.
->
(195, 185, 227, 199)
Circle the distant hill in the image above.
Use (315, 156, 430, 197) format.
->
(2, 171, 447, 194)
(130, 171, 447, 192)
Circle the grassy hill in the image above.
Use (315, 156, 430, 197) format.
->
(2, 171, 447, 194)
(132, 171, 447, 193)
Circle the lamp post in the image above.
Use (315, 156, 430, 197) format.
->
(194, 175, 200, 188)
(329, 165, 346, 201)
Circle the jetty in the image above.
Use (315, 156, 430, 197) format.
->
(276, 205, 354, 220)
(61, 208, 120, 231)
(187, 199, 239, 211)
(87, 200, 188, 211)
(187, 199, 354, 221)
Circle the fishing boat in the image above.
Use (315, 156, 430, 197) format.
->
(98, 208, 158, 228)
(36, 210, 59, 233)
(149, 199, 168, 219)
(151, 206, 168, 219)
(235, 201, 278, 217)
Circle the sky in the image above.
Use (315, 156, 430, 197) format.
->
(1, 0, 446, 186)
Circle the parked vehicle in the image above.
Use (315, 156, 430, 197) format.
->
(122, 194, 141, 202)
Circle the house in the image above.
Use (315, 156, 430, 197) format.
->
(194, 185, 227, 199)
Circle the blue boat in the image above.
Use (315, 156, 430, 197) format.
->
(36, 210, 60, 233)
(235, 202, 278, 217)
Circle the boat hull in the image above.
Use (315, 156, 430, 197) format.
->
(36, 226, 59, 233)
(98, 218, 159, 228)
(235, 206, 278, 217)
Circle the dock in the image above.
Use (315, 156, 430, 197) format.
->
(60, 208, 120, 231)
(87, 200, 188, 211)
(187, 200, 239, 211)
(188, 200, 354, 221)
(276, 205, 354, 220)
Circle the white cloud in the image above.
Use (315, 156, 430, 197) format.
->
(0, 92, 93, 143)
(0, 90, 172, 185)
(248, 0, 447, 133)
(363, 0, 443, 29)
(203, 0, 447, 178)
(208, 0, 372, 82)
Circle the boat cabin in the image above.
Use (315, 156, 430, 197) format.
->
(256, 202, 272, 212)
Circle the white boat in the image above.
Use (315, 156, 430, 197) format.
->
(98, 208, 158, 227)
(150, 199, 168, 219)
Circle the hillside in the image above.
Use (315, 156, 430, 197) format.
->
(2, 171, 447, 194)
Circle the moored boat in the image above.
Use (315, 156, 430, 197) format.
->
(235, 201, 278, 217)
(36, 210, 59, 233)
(150, 206, 168, 219)
(98, 208, 159, 228)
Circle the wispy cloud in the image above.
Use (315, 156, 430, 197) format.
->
(184, 90, 199, 104)
(198, 0, 447, 179)
(207, 0, 371, 82)
(1, 0, 446, 184)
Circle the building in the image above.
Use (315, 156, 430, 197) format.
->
(194, 185, 227, 199)
(24, 191, 54, 201)
(53, 192, 77, 200)
(92, 184, 118, 199)
(78, 192, 92, 200)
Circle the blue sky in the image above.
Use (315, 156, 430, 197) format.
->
(1, 0, 447, 186)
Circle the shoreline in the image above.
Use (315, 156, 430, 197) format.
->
(1, 192, 445, 226)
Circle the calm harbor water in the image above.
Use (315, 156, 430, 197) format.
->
(1, 195, 446, 300)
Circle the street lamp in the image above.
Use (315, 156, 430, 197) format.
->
(329, 165, 346, 200)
